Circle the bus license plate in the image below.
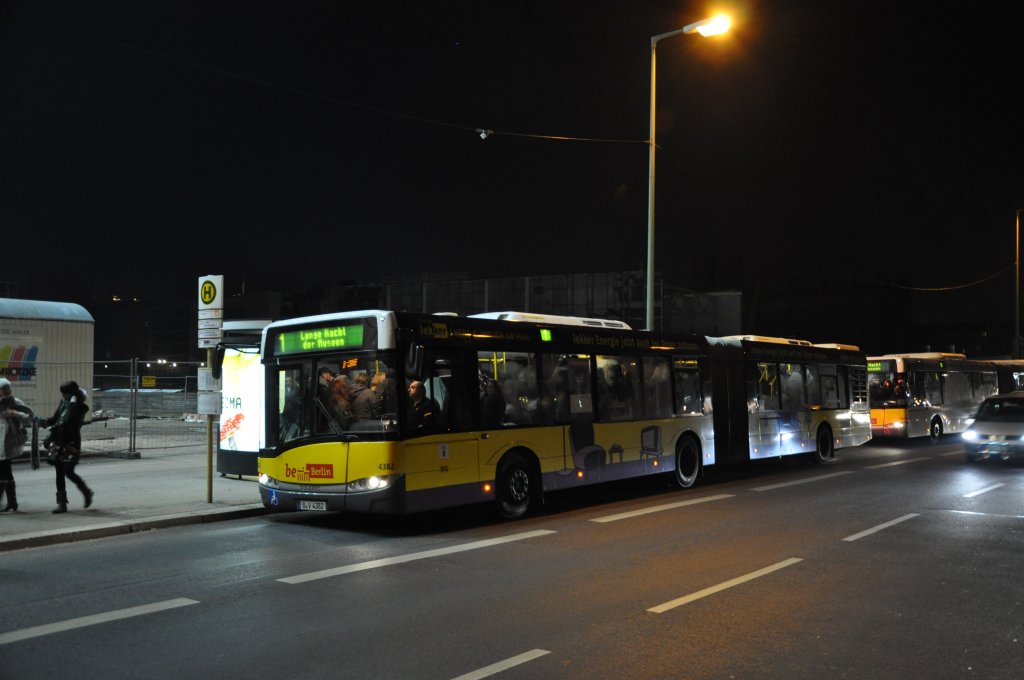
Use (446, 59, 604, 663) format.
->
(298, 500, 327, 511)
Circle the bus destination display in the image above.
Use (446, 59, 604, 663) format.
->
(276, 324, 365, 355)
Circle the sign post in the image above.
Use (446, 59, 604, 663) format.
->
(198, 275, 224, 503)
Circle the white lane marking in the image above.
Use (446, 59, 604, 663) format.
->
(0, 598, 198, 646)
(750, 471, 853, 492)
(964, 483, 1005, 498)
(937, 450, 964, 457)
(842, 513, 920, 542)
(450, 649, 550, 680)
(590, 494, 734, 523)
(951, 509, 1024, 520)
(865, 458, 928, 469)
(648, 558, 803, 614)
(278, 530, 556, 584)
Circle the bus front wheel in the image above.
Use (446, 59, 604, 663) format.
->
(813, 425, 834, 464)
(673, 437, 701, 489)
(495, 452, 535, 519)
(929, 418, 943, 442)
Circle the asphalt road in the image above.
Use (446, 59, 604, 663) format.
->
(1, 438, 1021, 679)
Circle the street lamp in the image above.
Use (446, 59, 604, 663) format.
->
(646, 15, 731, 331)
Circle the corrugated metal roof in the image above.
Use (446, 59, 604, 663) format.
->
(0, 298, 94, 323)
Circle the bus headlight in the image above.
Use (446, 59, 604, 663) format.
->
(259, 473, 280, 489)
(347, 475, 394, 492)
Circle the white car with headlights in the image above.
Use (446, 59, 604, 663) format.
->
(962, 391, 1024, 463)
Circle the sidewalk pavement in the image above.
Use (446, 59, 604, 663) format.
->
(0, 445, 267, 552)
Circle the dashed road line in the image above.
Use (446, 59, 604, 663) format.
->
(450, 649, 551, 680)
(648, 558, 803, 613)
(278, 529, 556, 584)
(964, 483, 1005, 498)
(842, 513, 920, 542)
(750, 471, 853, 492)
(0, 598, 199, 646)
(590, 493, 734, 523)
(865, 458, 929, 469)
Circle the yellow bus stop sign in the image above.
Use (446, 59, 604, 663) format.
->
(197, 275, 224, 311)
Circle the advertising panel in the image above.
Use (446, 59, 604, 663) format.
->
(219, 348, 264, 453)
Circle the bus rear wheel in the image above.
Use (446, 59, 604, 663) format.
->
(929, 418, 943, 442)
(495, 452, 535, 519)
(812, 425, 834, 464)
(673, 438, 701, 489)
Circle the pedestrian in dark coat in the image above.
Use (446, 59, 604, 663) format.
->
(37, 380, 93, 513)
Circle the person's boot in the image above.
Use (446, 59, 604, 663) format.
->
(1, 481, 17, 512)
(52, 491, 68, 514)
(80, 484, 93, 509)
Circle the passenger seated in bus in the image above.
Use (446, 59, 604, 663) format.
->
(480, 379, 506, 428)
(407, 380, 440, 432)
(350, 373, 380, 420)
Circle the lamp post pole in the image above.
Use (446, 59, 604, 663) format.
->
(645, 16, 730, 331)
(1016, 209, 1022, 358)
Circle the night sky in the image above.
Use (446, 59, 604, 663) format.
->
(4, 1, 1023, 338)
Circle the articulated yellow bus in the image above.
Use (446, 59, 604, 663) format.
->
(867, 353, 998, 440)
(257, 311, 870, 518)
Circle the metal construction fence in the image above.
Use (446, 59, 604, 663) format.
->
(15, 360, 214, 458)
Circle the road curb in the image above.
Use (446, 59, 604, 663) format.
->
(0, 505, 267, 552)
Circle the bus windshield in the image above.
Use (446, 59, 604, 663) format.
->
(277, 351, 399, 444)
(869, 370, 910, 408)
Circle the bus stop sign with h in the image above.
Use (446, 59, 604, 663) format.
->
(197, 275, 224, 502)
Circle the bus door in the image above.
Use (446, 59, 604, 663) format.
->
(749, 361, 782, 458)
(710, 342, 748, 465)
(908, 371, 942, 437)
(404, 351, 479, 491)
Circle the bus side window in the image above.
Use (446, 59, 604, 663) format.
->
(432, 351, 476, 432)
(541, 354, 593, 424)
(915, 371, 942, 405)
(643, 356, 673, 418)
(478, 350, 539, 427)
(945, 372, 972, 406)
(673, 365, 702, 415)
(780, 363, 806, 410)
(751, 362, 780, 411)
(837, 366, 849, 409)
(805, 364, 821, 409)
(819, 364, 839, 409)
(596, 355, 640, 422)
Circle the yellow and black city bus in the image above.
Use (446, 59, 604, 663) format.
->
(867, 353, 998, 440)
(257, 311, 870, 518)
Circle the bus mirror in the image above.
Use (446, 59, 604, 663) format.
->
(211, 344, 226, 380)
(405, 344, 424, 379)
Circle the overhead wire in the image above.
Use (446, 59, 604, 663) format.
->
(874, 264, 1014, 292)
(97, 33, 647, 146)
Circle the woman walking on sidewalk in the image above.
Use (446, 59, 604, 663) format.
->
(0, 378, 34, 512)
(37, 380, 93, 514)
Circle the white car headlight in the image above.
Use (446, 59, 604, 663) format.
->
(961, 431, 979, 442)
